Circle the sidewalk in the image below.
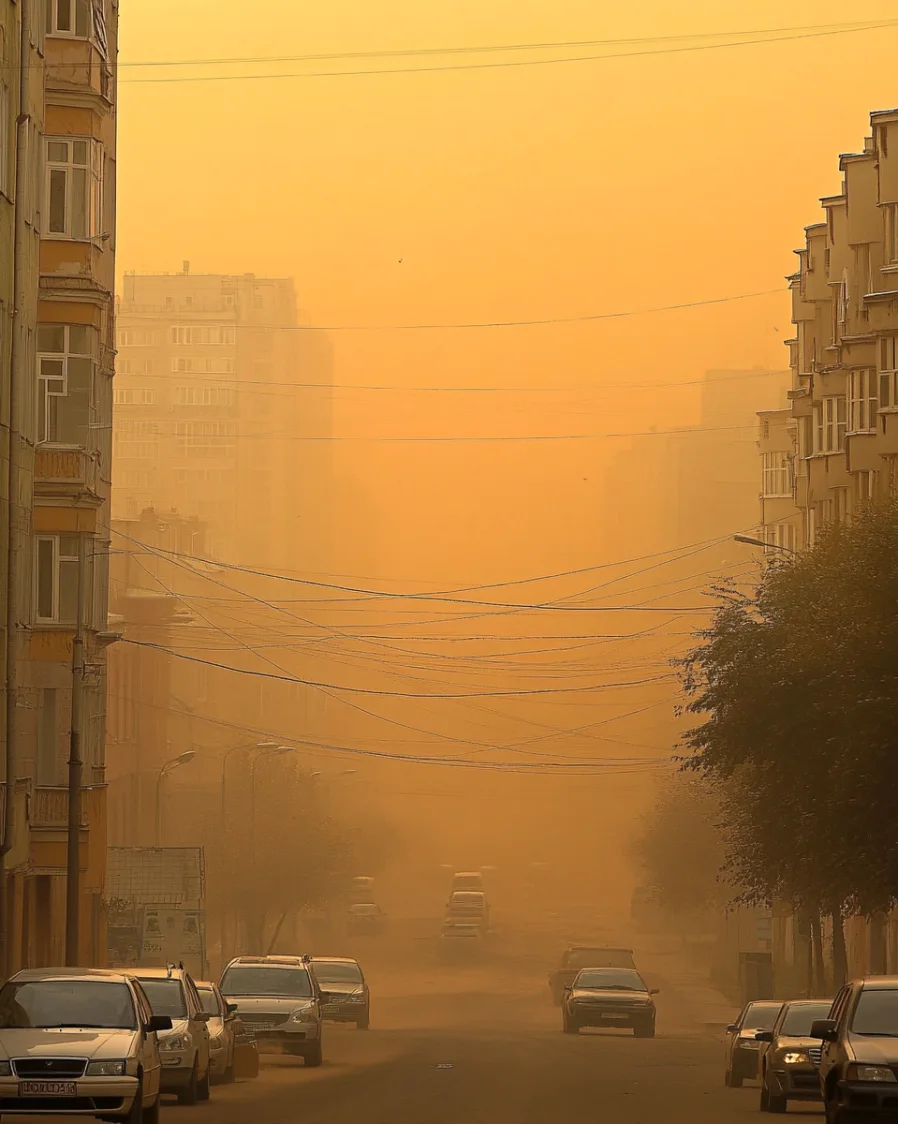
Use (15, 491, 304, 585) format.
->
(635, 934, 737, 1038)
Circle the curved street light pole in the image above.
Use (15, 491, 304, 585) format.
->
(733, 533, 798, 556)
(251, 746, 295, 869)
(155, 750, 197, 846)
(220, 741, 277, 817)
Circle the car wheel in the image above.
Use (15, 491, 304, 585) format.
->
(767, 1089, 787, 1114)
(197, 1064, 211, 1102)
(562, 1011, 579, 1035)
(304, 1038, 323, 1067)
(120, 1078, 144, 1124)
(177, 1060, 199, 1106)
(356, 1014, 370, 1030)
(633, 1018, 655, 1038)
(726, 1066, 743, 1088)
(142, 1093, 161, 1124)
(224, 1057, 236, 1083)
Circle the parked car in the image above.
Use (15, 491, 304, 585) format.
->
(220, 955, 323, 1066)
(561, 967, 658, 1037)
(724, 1000, 783, 1087)
(452, 871, 484, 893)
(347, 902, 386, 935)
(549, 946, 637, 1005)
(124, 964, 212, 1105)
(756, 998, 832, 1112)
(196, 980, 238, 1083)
(814, 976, 898, 1122)
(0, 966, 171, 1122)
(311, 957, 370, 1029)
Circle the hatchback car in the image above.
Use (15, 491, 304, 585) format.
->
(196, 981, 238, 1082)
(562, 967, 659, 1037)
(124, 965, 212, 1105)
(756, 998, 831, 1113)
(220, 955, 323, 1066)
(0, 967, 171, 1122)
(347, 903, 386, 935)
(311, 958, 370, 1030)
(725, 1000, 783, 1087)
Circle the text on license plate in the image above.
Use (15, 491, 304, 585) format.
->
(323, 1004, 340, 1013)
(600, 1014, 628, 1020)
(19, 1081, 77, 1096)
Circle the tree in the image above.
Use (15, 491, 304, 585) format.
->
(680, 503, 898, 981)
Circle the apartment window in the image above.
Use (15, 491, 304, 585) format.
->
(854, 470, 877, 505)
(170, 325, 235, 346)
(813, 396, 847, 454)
(117, 469, 154, 488)
(37, 324, 93, 446)
(832, 487, 849, 525)
(885, 203, 898, 265)
(171, 357, 234, 374)
(837, 271, 849, 327)
(764, 523, 797, 554)
(761, 451, 792, 498)
(45, 137, 103, 239)
(879, 337, 898, 409)
(848, 369, 878, 433)
(116, 330, 156, 348)
(113, 387, 156, 405)
(805, 506, 817, 549)
(175, 385, 235, 407)
(224, 294, 236, 308)
(114, 441, 155, 459)
(47, 0, 90, 36)
(173, 421, 236, 454)
(34, 535, 80, 624)
(115, 420, 157, 438)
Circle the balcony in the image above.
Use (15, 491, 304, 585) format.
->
(0, 782, 99, 875)
(34, 447, 102, 502)
(45, 38, 112, 104)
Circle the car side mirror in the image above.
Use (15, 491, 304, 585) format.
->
(650, 989, 660, 996)
(196, 1011, 211, 1022)
(755, 1031, 774, 1042)
(226, 1003, 238, 1016)
(810, 1019, 838, 1042)
(147, 1015, 172, 1034)
(725, 1024, 738, 1034)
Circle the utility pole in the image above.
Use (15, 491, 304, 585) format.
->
(65, 532, 87, 965)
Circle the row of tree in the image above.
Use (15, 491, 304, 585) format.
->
(639, 502, 898, 985)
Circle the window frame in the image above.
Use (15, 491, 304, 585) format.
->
(761, 451, 792, 498)
(33, 534, 80, 625)
(36, 324, 95, 447)
(46, 0, 91, 39)
(848, 369, 878, 434)
(44, 135, 103, 240)
(813, 396, 847, 454)
(885, 203, 898, 266)
(879, 337, 898, 410)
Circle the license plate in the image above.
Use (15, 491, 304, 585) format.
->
(19, 1081, 77, 1096)
(600, 1013, 628, 1020)
(322, 1004, 340, 1014)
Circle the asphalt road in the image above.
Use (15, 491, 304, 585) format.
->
(7, 930, 823, 1123)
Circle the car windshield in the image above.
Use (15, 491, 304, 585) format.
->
(743, 1003, 781, 1030)
(781, 1002, 832, 1035)
(574, 969, 646, 991)
(0, 980, 137, 1029)
(220, 967, 313, 998)
(851, 989, 898, 1036)
(312, 962, 362, 985)
(197, 987, 221, 1017)
(135, 978, 188, 1019)
(567, 950, 632, 969)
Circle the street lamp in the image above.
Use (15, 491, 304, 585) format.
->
(155, 750, 197, 846)
(220, 741, 278, 816)
(733, 533, 798, 556)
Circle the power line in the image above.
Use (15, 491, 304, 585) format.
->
(117, 287, 781, 332)
(119, 21, 898, 84)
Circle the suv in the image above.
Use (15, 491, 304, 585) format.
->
(0, 967, 171, 1123)
(814, 976, 898, 1122)
(124, 965, 212, 1105)
(220, 956, 324, 1066)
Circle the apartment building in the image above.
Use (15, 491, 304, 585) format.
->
(113, 269, 333, 571)
(0, 0, 118, 973)
(761, 108, 898, 547)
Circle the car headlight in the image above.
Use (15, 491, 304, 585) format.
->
(345, 994, 365, 1003)
(780, 1051, 809, 1065)
(0, 1061, 11, 1076)
(86, 1060, 127, 1077)
(291, 1005, 318, 1023)
(847, 1064, 898, 1083)
(160, 1035, 190, 1052)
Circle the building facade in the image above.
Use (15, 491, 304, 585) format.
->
(0, 0, 118, 973)
(760, 108, 898, 549)
(112, 269, 333, 570)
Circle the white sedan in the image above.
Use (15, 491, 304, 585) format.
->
(0, 967, 172, 1121)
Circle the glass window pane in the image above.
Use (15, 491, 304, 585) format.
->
(47, 141, 68, 163)
(58, 535, 80, 559)
(38, 326, 66, 354)
(38, 358, 64, 380)
(74, 0, 89, 36)
(56, 358, 91, 446)
(70, 168, 87, 236)
(71, 141, 87, 166)
(55, 0, 72, 32)
(36, 540, 55, 619)
(48, 168, 67, 233)
(58, 558, 78, 623)
(67, 325, 90, 355)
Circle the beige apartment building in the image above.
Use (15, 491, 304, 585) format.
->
(0, 0, 119, 973)
(113, 269, 333, 570)
(760, 108, 898, 551)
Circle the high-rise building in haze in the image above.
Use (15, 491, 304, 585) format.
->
(113, 268, 333, 569)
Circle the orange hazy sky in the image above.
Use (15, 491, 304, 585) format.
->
(116, 1, 898, 579)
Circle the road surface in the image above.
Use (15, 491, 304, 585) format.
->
(8, 928, 821, 1123)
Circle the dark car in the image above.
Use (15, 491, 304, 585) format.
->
(561, 967, 658, 1037)
(756, 998, 832, 1112)
(549, 946, 636, 1005)
(725, 1000, 783, 1087)
(438, 919, 485, 961)
(347, 902, 385, 934)
(311, 957, 370, 1030)
(814, 976, 898, 1122)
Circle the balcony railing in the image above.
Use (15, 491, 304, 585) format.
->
(34, 447, 101, 498)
